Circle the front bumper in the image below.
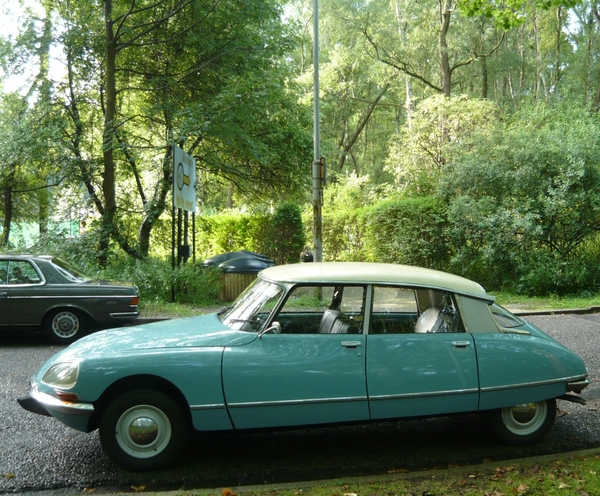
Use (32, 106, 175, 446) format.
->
(17, 384, 95, 432)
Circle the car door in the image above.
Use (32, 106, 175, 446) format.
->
(7, 260, 45, 326)
(366, 286, 479, 419)
(222, 284, 369, 430)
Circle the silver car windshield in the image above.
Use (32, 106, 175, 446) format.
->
(221, 278, 284, 332)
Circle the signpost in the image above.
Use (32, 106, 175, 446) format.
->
(173, 145, 196, 213)
(171, 145, 197, 301)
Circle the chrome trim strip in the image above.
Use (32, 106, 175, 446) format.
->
(567, 378, 590, 392)
(369, 388, 478, 401)
(30, 386, 94, 416)
(9, 295, 136, 299)
(228, 396, 367, 409)
(190, 403, 226, 411)
(110, 311, 140, 319)
(480, 375, 588, 393)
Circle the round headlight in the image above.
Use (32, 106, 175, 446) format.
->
(42, 362, 80, 389)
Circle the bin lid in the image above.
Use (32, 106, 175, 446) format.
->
(218, 256, 274, 273)
(203, 251, 274, 272)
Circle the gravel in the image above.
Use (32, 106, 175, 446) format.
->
(1, 313, 599, 495)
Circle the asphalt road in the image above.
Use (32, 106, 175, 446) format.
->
(1, 314, 600, 495)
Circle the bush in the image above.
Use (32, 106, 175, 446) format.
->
(267, 202, 305, 264)
(366, 197, 450, 270)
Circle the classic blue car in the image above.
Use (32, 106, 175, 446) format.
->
(18, 263, 589, 471)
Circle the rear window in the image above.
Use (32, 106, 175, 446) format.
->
(490, 303, 526, 329)
(50, 258, 91, 283)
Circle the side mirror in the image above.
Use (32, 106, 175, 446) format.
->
(259, 321, 281, 337)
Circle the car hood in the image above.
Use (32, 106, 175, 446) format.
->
(55, 314, 256, 360)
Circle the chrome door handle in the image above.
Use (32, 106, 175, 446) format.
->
(341, 341, 362, 348)
(451, 341, 471, 348)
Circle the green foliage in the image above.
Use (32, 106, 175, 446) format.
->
(267, 203, 305, 264)
(195, 204, 304, 265)
(366, 197, 450, 270)
(386, 95, 499, 195)
(319, 207, 372, 262)
(440, 103, 600, 294)
(459, 0, 580, 30)
(196, 213, 272, 260)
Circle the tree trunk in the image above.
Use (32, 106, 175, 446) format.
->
(138, 149, 173, 257)
(439, 0, 452, 97)
(481, 56, 489, 99)
(100, 0, 118, 266)
(1, 185, 13, 247)
(395, 1, 413, 127)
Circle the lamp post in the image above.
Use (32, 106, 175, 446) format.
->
(312, 0, 323, 263)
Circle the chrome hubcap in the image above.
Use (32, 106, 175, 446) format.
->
(502, 401, 546, 435)
(52, 312, 79, 338)
(116, 405, 171, 458)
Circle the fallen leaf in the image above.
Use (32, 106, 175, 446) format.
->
(558, 483, 570, 489)
(517, 483, 529, 493)
(222, 489, 236, 496)
(131, 485, 146, 493)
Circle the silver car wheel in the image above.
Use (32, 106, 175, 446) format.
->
(500, 401, 547, 436)
(115, 405, 172, 459)
(491, 398, 556, 445)
(45, 309, 87, 344)
(99, 389, 187, 471)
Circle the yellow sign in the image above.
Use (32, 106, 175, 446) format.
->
(173, 145, 197, 213)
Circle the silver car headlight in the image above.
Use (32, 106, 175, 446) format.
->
(42, 362, 80, 389)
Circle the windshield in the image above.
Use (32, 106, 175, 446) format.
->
(221, 278, 284, 332)
(490, 303, 526, 329)
(50, 258, 92, 283)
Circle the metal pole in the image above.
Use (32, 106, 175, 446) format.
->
(312, 0, 323, 263)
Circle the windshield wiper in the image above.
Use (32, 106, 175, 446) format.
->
(218, 305, 232, 315)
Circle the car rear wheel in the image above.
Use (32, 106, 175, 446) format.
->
(491, 398, 556, 445)
(45, 309, 87, 344)
(99, 389, 187, 471)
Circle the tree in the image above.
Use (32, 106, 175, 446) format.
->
(440, 103, 600, 293)
(0, 0, 311, 261)
(459, 0, 581, 29)
(363, 0, 505, 97)
(386, 95, 499, 194)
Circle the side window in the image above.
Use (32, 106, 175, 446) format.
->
(371, 286, 418, 334)
(273, 285, 365, 334)
(371, 286, 464, 334)
(0, 261, 8, 284)
(7, 261, 40, 285)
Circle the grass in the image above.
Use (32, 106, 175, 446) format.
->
(172, 451, 600, 496)
(139, 300, 220, 318)
(493, 292, 600, 312)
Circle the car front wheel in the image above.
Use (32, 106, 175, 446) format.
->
(45, 309, 87, 344)
(99, 389, 187, 471)
(491, 398, 557, 445)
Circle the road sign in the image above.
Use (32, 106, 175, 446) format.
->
(173, 145, 196, 213)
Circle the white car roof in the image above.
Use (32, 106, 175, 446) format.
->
(260, 262, 491, 300)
